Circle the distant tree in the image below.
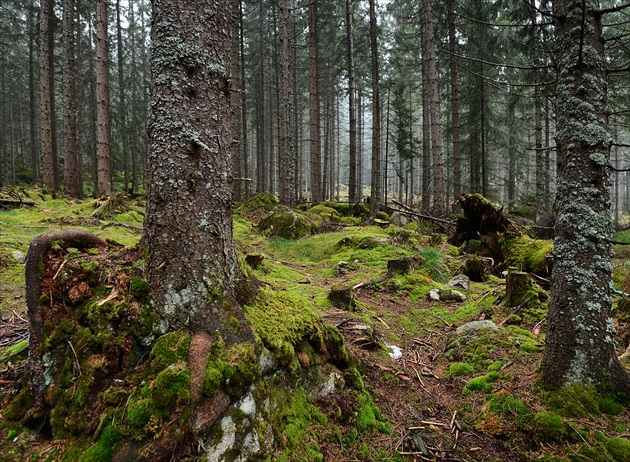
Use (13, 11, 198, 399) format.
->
(369, 0, 382, 216)
(308, 0, 321, 205)
(541, 0, 630, 400)
(279, 0, 295, 206)
(96, 0, 111, 196)
(346, 0, 358, 204)
(63, 0, 82, 198)
(40, 0, 58, 190)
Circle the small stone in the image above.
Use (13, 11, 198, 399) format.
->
(455, 320, 499, 336)
(12, 251, 26, 264)
(438, 289, 467, 302)
(389, 211, 410, 227)
(447, 274, 470, 292)
(427, 289, 440, 301)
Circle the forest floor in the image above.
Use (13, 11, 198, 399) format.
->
(0, 188, 629, 462)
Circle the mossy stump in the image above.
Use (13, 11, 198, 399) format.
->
(329, 286, 358, 311)
(387, 258, 415, 275)
(501, 270, 531, 308)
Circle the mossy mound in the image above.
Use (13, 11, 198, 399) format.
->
(259, 205, 313, 240)
(236, 191, 279, 216)
(504, 235, 553, 275)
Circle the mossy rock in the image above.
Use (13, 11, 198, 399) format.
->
(236, 192, 279, 215)
(259, 206, 313, 240)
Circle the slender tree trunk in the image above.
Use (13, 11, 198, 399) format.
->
(240, 0, 250, 198)
(531, 0, 545, 220)
(447, 0, 461, 201)
(28, 0, 39, 184)
(278, 0, 295, 206)
(63, 0, 82, 198)
(308, 0, 321, 204)
(96, 0, 111, 196)
(40, 0, 58, 190)
(421, 63, 431, 212)
(369, 0, 381, 216)
(116, 0, 130, 194)
(541, 0, 630, 400)
(422, 0, 445, 215)
(346, 0, 358, 203)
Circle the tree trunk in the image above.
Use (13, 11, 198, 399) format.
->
(96, 0, 111, 196)
(541, 0, 630, 401)
(346, 0, 358, 204)
(116, 0, 129, 194)
(146, 0, 254, 345)
(369, 0, 381, 217)
(422, 0, 445, 216)
(40, 0, 58, 191)
(28, 0, 39, 184)
(308, 0, 321, 205)
(447, 0, 461, 202)
(279, 0, 295, 206)
(63, 0, 82, 199)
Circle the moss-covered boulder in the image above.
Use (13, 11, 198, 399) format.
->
(259, 206, 313, 239)
(504, 235, 553, 275)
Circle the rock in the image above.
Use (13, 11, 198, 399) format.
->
(455, 320, 499, 336)
(259, 205, 312, 239)
(439, 289, 467, 302)
(12, 251, 26, 264)
(427, 289, 440, 301)
(447, 274, 470, 292)
(389, 211, 410, 227)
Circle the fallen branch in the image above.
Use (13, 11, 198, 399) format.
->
(101, 222, 143, 232)
(391, 199, 455, 232)
(0, 198, 36, 209)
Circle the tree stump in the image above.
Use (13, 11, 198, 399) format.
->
(501, 270, 531, 308)
(387, 258, 415, 275)
(328, 286, 358, 311)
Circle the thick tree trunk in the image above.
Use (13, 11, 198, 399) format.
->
(146, 0, 254, 345)
(96, 0, 111, 196)
(541, 0, 630, 400)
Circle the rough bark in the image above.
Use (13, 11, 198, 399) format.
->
(279, 0, 295, 207)
(116, 0, 130, 193)
(447, 0, 461, 202)
(145, 0, 254, 346)
(541, 0, 630, 400)
(96, 0, 111, 196)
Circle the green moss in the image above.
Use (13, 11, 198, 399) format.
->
(152, 361, 190, 408)
(77, 425, 119, 462)
(356, 393, 390, 434)
(222, 342, 260, 397)
(505, 236, 553, 274)
(243, 287, 321, 363)
(228, 314, 241, 333)
(465, 371, 500, 393)
(344, 366, 365, 392)
(126, 396, 158, 429)
(0, 339, 28, 362)
(546, 383, 602, 418)
(606, 437, 630, 462)
(448, 362, 474, 377)
(235, 191, 279, 215)
(130, 278, 150, 303)
(3, 386, 35, 421)
(149, 330, 191, 372)
(531, 411, 567, 442)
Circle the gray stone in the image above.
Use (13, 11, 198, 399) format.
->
(12, 250, 26, 264)
(389, 211, 410, 227)
(455, 320, 499, 336)
(447, 274, 470, 292)
(438, 289, 467, 302)
(427, 289, 441, 301)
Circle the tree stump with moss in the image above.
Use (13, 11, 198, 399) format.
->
(328, 286, 358, 311)
(387, 258, 414, 275)
(501, 270, 532, 308)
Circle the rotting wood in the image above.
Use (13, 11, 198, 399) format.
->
(0, 198, 36, 209)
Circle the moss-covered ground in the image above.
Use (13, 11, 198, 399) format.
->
(0, 190, 629, 461)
